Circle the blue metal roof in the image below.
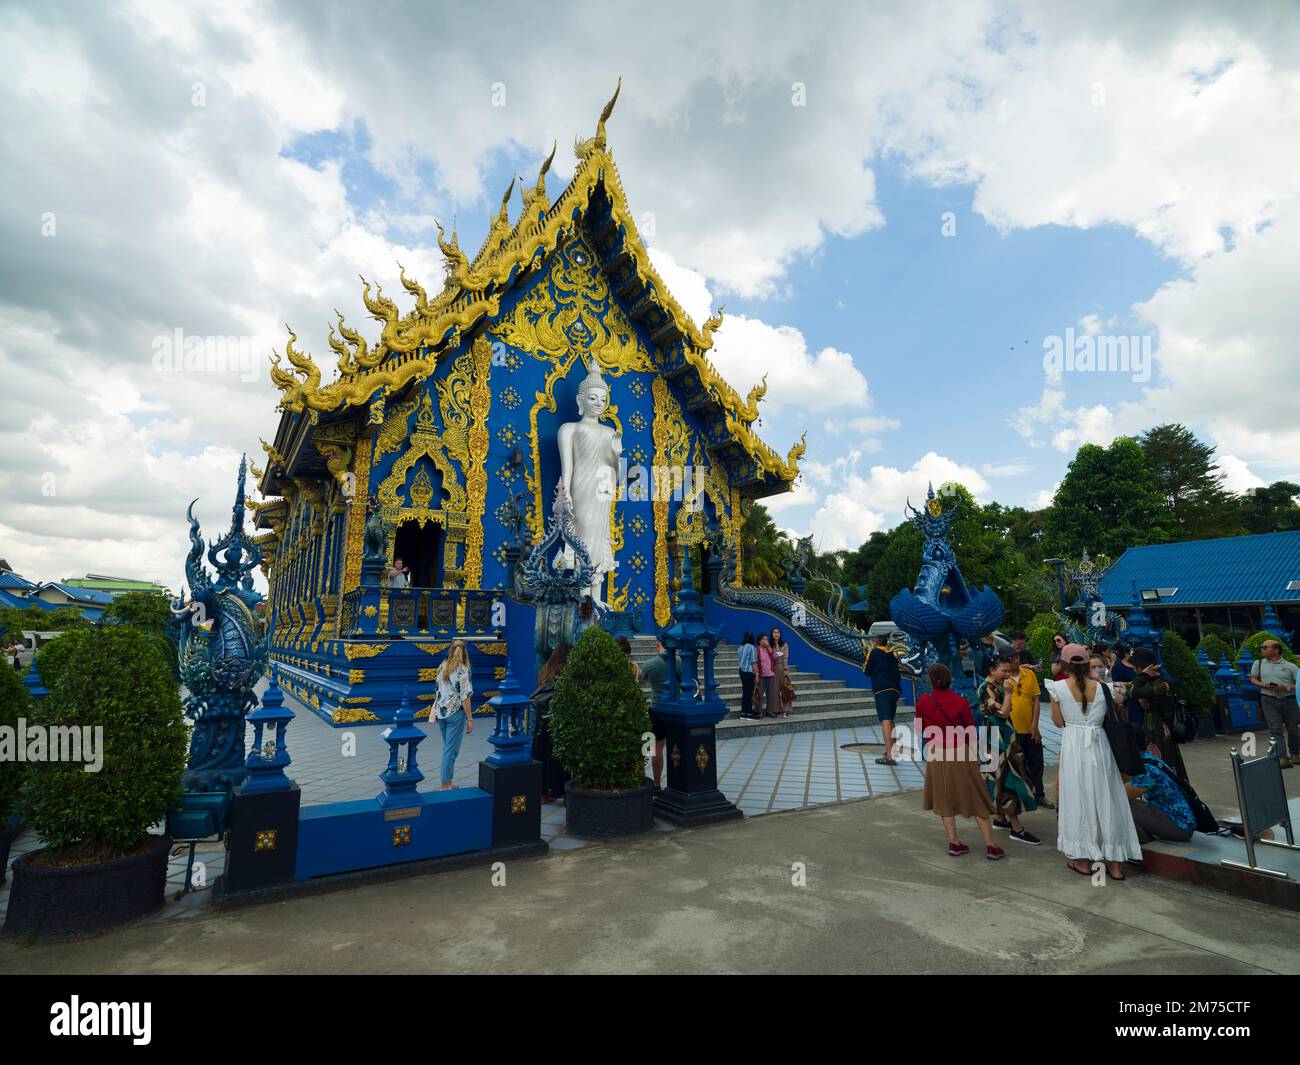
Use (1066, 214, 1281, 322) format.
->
(43, 582, 114, 604)
(0, 571, 35, 591)
(1098, 530, 1300, 608)
(0, 589, 58, 610)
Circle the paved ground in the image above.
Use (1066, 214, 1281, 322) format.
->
(2, 725, 1293, 974)
(3, 685, 959, 923)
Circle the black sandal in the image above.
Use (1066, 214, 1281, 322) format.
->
(1066, 861, 1092, 877)
(875, 756, 897, 766)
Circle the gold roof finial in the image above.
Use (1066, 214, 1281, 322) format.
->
(496, 176, 515, 224)
(522, 141, 557, 215)
(700, 305, 725, 349)
(575, 77, 621, 161)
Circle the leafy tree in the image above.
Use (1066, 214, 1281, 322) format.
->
(738, 503, 788, 586)
(1138, 424, 1243, 540)
(840, 531, 892, 588)
(866, 523, 921, 622)
(1043, 437, 1170, 558)
(101, 590, 171, 634)
(1238, 481, 1300, 534)
(21, 627, 188, 858)
(548, 625, 650, 791)
(1025, 612, 1064, 668)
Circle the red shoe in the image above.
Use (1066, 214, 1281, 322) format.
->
(947, 842, 969, 857)
(986, 845, 1006, 861)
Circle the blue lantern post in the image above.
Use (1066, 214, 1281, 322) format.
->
(378, 689, 426, 808)
(222, 668, 303, 895)
(1215, 655, 1245, 731)
(478, 659, 544, 846)
(1236, 646, 1265, 728)
(653, 552, 742, 827)
(242, 668, 295, 793)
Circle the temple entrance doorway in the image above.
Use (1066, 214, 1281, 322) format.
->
(696, 542, 713, 595)
(394, 519, 441, 587)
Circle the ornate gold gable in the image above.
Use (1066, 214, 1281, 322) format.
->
(266, 84, 803, 490)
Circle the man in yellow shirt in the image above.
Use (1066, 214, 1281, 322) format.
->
(1006, 650, 1051, 809)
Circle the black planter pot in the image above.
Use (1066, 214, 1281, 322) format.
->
(1197, 713, 1218, 740)
(0, 821, 20, 886)
(564, 778, 653, 839)
(2, 835, 172, 939)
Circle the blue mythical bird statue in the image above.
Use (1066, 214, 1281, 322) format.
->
(172, 456, 267, 790)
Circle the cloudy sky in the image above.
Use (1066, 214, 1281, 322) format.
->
(1, 0, 1298, 586)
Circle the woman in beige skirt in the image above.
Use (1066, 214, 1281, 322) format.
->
(917, 663, 1003, 860)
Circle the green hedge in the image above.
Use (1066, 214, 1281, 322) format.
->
(549, 625, 650, 791)
(1242, 630, 1298, 666)
(0, 662, 31, 823)
(1162, 630, 1216, 715)
(20, 627, 188, 857)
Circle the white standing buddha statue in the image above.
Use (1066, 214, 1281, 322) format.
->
(556, 358, 621, 608)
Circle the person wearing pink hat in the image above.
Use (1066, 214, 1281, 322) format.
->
(1048, 643, 1142, 880)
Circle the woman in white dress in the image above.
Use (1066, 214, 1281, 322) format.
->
(1048, 643, 1142, 880)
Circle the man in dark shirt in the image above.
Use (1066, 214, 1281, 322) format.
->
(640, 639, 670, 791)
(865, 634, 902, 765)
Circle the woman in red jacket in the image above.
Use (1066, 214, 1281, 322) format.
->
(917, 663, 1004, 860)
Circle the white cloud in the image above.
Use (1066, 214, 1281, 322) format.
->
(803, 450, 991, 551)
(4, 0, 1300, 584)
(1215, 454, 1266, 495)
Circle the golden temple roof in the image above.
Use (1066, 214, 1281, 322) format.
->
(268, 82, 803, 487)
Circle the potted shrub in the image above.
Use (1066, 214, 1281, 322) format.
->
(0, 658, 30, 884)
(549, 625, 653, 839)
(4, 627, 188, 938)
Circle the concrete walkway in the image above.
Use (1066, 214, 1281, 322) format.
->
(1, 729, 1293, 974)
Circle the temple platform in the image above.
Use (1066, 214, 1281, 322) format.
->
(1141, 797, 1300, 912)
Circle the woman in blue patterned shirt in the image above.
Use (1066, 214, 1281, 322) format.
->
(1125, 751, 1194, 844)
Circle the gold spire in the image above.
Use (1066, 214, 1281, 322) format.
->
(575, 77, 621, 160)
(521, 141, 556, 216)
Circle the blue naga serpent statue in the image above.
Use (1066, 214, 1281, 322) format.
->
(172, 455, 267, 791)
(889, 484, 1004, 697)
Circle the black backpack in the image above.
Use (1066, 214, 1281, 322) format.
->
(1169, 698, 1199, 745)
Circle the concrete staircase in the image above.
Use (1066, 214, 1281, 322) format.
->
(626, 636, 911, 738)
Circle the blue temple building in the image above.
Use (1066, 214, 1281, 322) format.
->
(252, 86, 805, 725)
